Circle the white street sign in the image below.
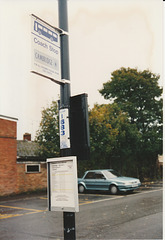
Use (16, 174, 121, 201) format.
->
(31, 14, 62, 83)
(59, 108, 70, 149)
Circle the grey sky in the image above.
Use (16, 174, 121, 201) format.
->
(0, 0, 163, 139)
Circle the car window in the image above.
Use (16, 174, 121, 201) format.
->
(95, 173, 105, 179)
(104, 170, 121, 179)
(84, 172, 95, 179)
(84, 171, 106, 179)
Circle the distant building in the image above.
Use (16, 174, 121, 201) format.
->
(17, 133, 45, 161)
(16, 133, 47, 195)
(0, 115, 47, 197)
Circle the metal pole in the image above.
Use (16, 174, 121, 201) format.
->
(59, 0, 71, 158)
(58, 0, 70, 110)
(58, 1, 76, 239)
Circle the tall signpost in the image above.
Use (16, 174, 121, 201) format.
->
(58, 0, 76, 240)
(31, 1, 89, 239)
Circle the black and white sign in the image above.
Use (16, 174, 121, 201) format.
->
(31, 14, 62, 83)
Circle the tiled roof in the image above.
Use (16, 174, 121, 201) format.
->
(17, 140, 40, 157)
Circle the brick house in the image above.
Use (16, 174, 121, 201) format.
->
(0, 115, 47, 197)
(17, 133, 47, 194)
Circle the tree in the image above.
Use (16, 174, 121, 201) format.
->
(99, 67, 162, 126)
(88, 103, 140, 176)
(89, 103, 118, 169)
(99, 67, 163, 179)
(35, 101, 60, 158)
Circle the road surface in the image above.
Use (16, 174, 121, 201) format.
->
(0, 182, 163, 239)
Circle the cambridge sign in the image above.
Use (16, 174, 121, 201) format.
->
(31, 14, 62, 84)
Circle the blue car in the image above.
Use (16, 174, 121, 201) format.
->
(78, 169, 141, 194)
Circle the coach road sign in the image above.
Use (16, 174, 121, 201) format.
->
(31, 14, 63, 84)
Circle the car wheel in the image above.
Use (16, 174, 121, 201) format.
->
(78, 184, 85, 193)
(110, 185, 118, 195)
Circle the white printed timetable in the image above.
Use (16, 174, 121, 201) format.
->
(31, 14, 62, 83)
(47, 157, 79, 212)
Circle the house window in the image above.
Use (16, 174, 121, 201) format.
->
(26, 164, 40, 173)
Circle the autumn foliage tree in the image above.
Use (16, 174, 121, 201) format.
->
(88, 103, 140, 177)
(99, 67, 163, 179)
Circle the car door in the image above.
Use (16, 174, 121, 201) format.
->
(94, 172, 109, 190)
(83, 171, 96, 190)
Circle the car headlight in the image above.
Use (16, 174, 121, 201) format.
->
(124, 182, 131, 186)
(118, 182, 129, 186)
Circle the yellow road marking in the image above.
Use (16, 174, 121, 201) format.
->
(40, 197, 102, 206)
(0, 205, 45, 220)
(0, 205, 44, 212)
(79, 201, 93, 205)
(0, 213, 23, 219)
(40, 196, 115, 206)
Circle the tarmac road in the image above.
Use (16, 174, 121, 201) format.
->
(77, 188, 162, 239)
(0, 181, 163, 239)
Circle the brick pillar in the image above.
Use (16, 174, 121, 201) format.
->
(0, 117, 17, 196)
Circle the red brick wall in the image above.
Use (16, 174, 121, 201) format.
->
(16, 163, 47, 193)
(0, 118, 17, 196)
(0, 117, 47, 197)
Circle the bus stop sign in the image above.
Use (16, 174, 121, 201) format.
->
(31, 14, 62, 84)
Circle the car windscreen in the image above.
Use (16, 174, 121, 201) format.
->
(103, 170, 121, 179)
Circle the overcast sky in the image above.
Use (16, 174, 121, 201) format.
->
(0, 0, 163, 140)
